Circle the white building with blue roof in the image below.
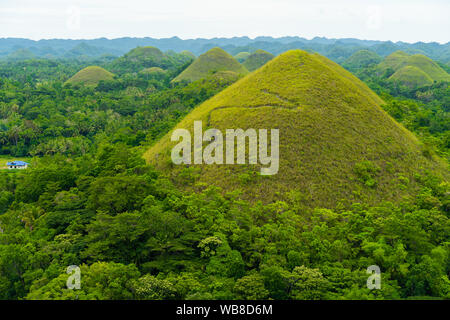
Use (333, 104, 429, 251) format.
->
(6, 160, 29, 169)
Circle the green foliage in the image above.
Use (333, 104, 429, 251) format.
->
(132, 274, 177, 300)
(234, 273, 269, 300)
(0, 64, 236, 157)
(204, 234, 245, 279)
(365, 87, 450, 161)
(290, 266, 331, 300)
(86, 176, 150, 214)
(0, 153, 448, 300)
(26, 262, 140, 300)
(354, 161, 380, 188)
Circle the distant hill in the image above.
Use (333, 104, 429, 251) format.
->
(180, 50, 196, 60)
(139, 67, 167, 75)
(67, 42, 121, 58)
(6, 48, 36, 60)
(378, 50, 411, 71)
(138, 67, 168, 80)
(172, 47, 249, 83)
(389, 66, 434, 88)
(109, 46, 173, 74)
(378, 51, 450, 86)
(66, 66, 115, 86)
(124, 46, 166, 61)
(234, 52, 251, 63)
(145, 50, 448, 207)
(206, 70, 241, 83)
(343, 49, 382, 71)
(165, 50, 195, 67)
(242, 49, 275, 71)
(404, 54, 450, 81)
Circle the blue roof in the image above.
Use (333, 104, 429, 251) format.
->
(6, 161, 29, 166)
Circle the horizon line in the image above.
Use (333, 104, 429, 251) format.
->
(0, 35, 448, 46)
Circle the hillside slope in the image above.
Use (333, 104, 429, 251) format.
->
(145, 50, 448, 207)
(172, 47, 248, 83)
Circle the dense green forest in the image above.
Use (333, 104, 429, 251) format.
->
(0, 44, 448, 300)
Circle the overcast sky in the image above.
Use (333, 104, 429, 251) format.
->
(0, 0, 448, 43)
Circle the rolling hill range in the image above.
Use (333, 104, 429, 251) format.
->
(242, 49, 275, 71)
(1, 37, 449, 64)
(65, 66, 115, 86)
(145, 50, 448, 208)
(172, 47, 249, 83)
(378, 51, 450, 86)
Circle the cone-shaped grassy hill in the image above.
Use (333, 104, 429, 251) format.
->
(145, 50, 448, 207)
(378, 51, 410, 71)
(242, 49, 275, 71)
(109, 46, 174, 74)
(66, 66, 114, 86)
(389, 66, 434, 88)
(124, 46, 166, 62)
(235, 52, 251, 63)
(139, 67, 167, 75)
(379, 51, 450, 84)
(180, 50, 196, 60)
(343, 50, 382, 71)
(172, 47, 249, 83)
